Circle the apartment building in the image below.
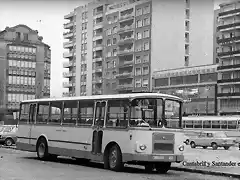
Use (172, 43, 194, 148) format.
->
(152, 64, 218, 115)
(217, 1, 240, 115)
(0, 24, 51, 113)
(63, 0, 214, 96)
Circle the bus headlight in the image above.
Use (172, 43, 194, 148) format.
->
(139, 144, 147, 151)
(179, 145, 184, 151)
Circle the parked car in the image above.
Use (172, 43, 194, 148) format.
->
(0, 125, 18, 146)
(189, 131, 235, 150)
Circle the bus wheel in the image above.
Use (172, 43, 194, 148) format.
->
(5, 138, 13, 146)
(108, 145, 123, 172)
(144, 164, 154, 173)
(224, 146, 230, 150)
(37, 138, 48, 160)
(155, 162, 171, 174)
(211, 143, 218, 150)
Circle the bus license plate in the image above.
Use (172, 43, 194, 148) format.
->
(153, 156, 164, 160)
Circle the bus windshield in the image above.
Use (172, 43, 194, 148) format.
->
(130, 98, 181, 129)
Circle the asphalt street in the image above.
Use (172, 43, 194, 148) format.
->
(0, 148, 238, 180)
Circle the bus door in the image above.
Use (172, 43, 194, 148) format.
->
(92, 101, 106, 154)
(28, 103, 37, 144)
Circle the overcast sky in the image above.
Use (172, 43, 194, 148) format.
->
(0, 0, 229, 97)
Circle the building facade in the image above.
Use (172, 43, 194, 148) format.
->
(63, 0, 215, 96)
(0, 24, 51, 113)
(217, 1, 240, 115)
(152, 64, 218, 115)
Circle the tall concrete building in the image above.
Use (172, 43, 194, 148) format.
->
(62, 0, 215, 96)
(0, 24, 51, 113)
(217, 1, 240, 115)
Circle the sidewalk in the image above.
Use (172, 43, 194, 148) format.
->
(171, 146, 240, 178)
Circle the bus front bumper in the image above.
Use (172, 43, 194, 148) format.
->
(123, 153, 184, 163)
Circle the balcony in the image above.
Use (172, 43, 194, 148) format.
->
(118, 25, 134, 33)
(63, 31, 74, 39)
(93, 44, 103, 51)
(217, 78, 240, 84)
(219, 8, 240, 18)
(63, 61, 75, 68)
(116, 83, 133, 91)
(93, 12, 103, 19)
(217, 92, 240, 97)
(64, 12, 74, 19)
(118, 36, 134, 45)
(92, 34, 103, 41)
(118, 48, 134, 55)
(92, 89, 103, 95)
(93, 57, 103, 62)
(118, 60, 134, 68)
(63, 51, 73, 58)
(93, 66, 102, 73)
(116, 72, 133, 79)
(217, 64, 240, 71)
(64, 22, 74, 29)
(218, 50, 240, 57)
(93, 22, 103, 30)
(63, 82, 75, 88)
(119, 13, 134, 22)
(92, 78, 102, 84)
(63, 72, 76, 78)
(63, 41, 74, 48)
(217, 36, 240, 44)
(217, 22, 240, 31)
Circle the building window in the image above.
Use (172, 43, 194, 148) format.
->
(135, 67, 141, 76)
(143, 54, 149, 63)
(143, 42, 149, 50)
(135, 79, 141, 88)
(106, 29, 112, 36)
(142, 66, 149, 75)
(113, 60, 116, 67)
(107, 39, 111, 46)
(107, 51, 111, 57)
(136, 8, 142, 16)
(143, 5, 150, 14)
(114, 16, 118, 22)
(186, 9, 190, 19)
(136, 32, 142, 39)
(143, 17, 150, 26)
(113, 49, 117, 56)
(112, 38, 117, 45)
(143, 30, 150, 38)
(112, 26, 117, 34)
(136, 44, 142, 52)
(142, 78, 149, 87)
(136, 20, 142, 28)
(16, 32, 21, 39)
(135, 56, 141, 64)
(23, 33, 28, 41)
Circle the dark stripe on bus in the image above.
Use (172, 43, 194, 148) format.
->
(17, 136, 91, 145)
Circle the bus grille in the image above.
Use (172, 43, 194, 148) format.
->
(152, 132, 174, 154)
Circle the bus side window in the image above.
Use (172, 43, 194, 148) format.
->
(106, 100, 128, 128)
(77, 100, 94, 126)
(37, 102, 49, 124)
(228, 121, 237, 129)
(19, 103, 30, 124)
(203, 120, 211, 128)
(221, 120, 227, 129)
(212, 121, 220, 129)
(62, 100, 78, 126)
(48, 101, 62, 125)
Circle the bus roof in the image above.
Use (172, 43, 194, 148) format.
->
(21, 93, 183, 103)
(183, 116, 240, 121)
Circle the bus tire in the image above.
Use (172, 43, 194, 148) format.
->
(108, 144, 123, 172)
(5, 138, 13, 146)
(224, 146, 230, 150)
(36, 138, 49, 160)
(155, 162, 171, 174)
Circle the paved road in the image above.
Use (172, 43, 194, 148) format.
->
(0, 148, 238, 180)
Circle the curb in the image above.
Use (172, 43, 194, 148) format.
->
(171, 166, 240, 178)
(0, 145, 16, 150)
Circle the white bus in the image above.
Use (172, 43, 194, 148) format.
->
(16, 93, 185, 173)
